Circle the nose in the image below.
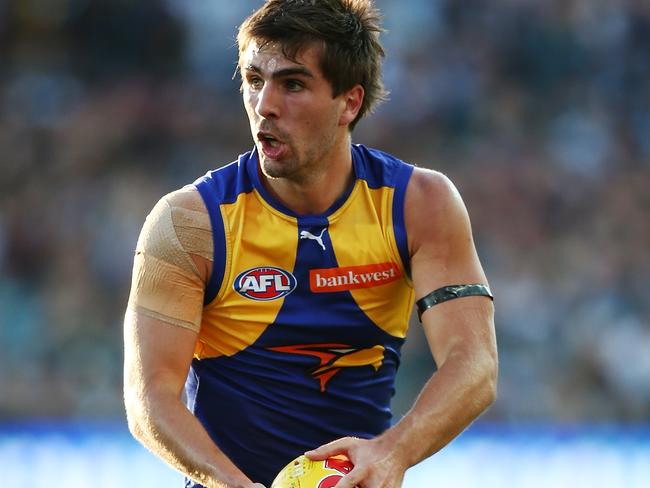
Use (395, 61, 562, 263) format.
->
(255, 82, 280, 119)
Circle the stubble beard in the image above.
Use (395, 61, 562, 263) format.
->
(262, 129, 340, 185)
(259, 150, 298, 180)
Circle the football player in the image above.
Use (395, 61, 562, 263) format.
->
(123, 1, 497, 487)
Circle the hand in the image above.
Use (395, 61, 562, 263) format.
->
(305, 436, 408, 488)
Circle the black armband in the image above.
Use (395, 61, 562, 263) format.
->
(416, 284, 493, 322)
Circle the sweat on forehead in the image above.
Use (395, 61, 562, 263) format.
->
(240, 37, 323, 68)
(240, 43, 287, 75)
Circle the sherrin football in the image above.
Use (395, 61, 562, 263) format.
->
(271, 454, 354, 488)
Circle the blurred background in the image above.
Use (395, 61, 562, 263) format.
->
(1, 0, 649, 486)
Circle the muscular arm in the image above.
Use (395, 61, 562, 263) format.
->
(123, 187, 262, 488)
(385, 167, 497, 464)
(307, 168, 497, 486)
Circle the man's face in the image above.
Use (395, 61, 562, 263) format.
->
(241, 41, 350, 183)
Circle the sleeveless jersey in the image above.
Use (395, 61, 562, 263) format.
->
(188, 144, 415, 486)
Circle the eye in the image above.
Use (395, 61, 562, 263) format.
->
(285, 79, 304, 92)
(246, 75, 264, 90)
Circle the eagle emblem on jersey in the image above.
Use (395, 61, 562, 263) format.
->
(268, 343, 385, 392)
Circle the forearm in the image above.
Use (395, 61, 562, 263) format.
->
(125, 390, 254, 488)
(380, 347, 497, 468)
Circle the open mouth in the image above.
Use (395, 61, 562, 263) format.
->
(257, 131, 286, 159)
(259, 133, 280, 148)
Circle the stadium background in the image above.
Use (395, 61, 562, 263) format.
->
(0, 0, 648, 485)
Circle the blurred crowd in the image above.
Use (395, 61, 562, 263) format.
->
(1, 0, 649, 422)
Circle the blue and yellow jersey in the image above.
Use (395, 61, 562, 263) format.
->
(189, 144, 415, 486)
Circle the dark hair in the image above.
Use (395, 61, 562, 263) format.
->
(237, 0, 388, 130)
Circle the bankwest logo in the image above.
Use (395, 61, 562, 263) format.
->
(233, 266, 297, 301)
(310, 262, 401, 293)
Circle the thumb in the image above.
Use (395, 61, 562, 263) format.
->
(304, 437, 356, 460)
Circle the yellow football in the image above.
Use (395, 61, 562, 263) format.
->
(271, 454, 354, 488)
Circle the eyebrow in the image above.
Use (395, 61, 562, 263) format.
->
(244, 64, 315, 79)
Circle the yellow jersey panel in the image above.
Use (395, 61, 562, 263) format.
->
(326, 181, 414, 338)
(197, 190, 298, 358)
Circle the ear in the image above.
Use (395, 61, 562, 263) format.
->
(338, 85, 365, 127)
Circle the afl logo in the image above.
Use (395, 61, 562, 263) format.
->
(233, 266, 297, 301)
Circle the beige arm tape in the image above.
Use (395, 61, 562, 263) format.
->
(127, 187, 213, 332)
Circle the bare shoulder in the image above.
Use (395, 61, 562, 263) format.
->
(405, 167, 470, 256)
(404, 166, 486, 298)
(406, 167, 464, 211)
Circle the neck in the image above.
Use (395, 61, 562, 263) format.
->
(260, 138, 355, 216)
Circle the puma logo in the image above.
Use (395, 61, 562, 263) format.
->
(300, 228, 327, 251)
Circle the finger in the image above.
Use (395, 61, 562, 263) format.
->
(304, 437, 356, 460)
(333, 468, 365, 488)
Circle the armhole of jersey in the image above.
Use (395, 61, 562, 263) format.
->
(194, 180, 227, 306)
(392, 163, 414, 280)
